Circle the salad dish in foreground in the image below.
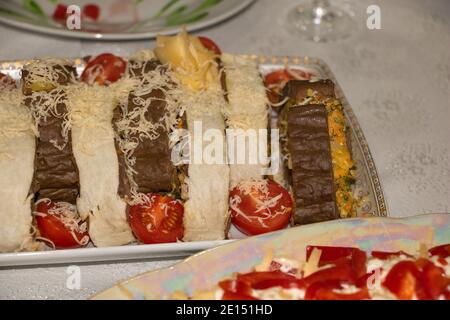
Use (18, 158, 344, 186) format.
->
(176, 244, 450, 300)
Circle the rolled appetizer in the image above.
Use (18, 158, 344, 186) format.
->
(74, 53, 135, 247)
(0, 87, 36, 252)
(280, 80, 356, 224)
(221, 54, 293, 236)
(113, 55, 185, 244)
(22, 59, 89, 249)
(155, 30, 230, 241)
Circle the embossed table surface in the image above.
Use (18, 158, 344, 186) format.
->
(0, 0, 448, 300)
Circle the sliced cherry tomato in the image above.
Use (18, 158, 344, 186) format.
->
(0, 72, 16, 90)
(305, 280, 370, 300)
(382, 260, 422, 300)
(80, 53, 126, 85)
(429, 244, 450, 259)
(306, 245, 367, 278)
(35, 200, 88, 249)
(127, 194, 184, 244)
(52, 4, 68, 21)
(371, 250, 413, 260)
(229, 179, 293, 236)
(198, 36, 222, 55)
(83, 4, 100, 21)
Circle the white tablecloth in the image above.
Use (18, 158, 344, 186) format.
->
(0, 0, 448, 299)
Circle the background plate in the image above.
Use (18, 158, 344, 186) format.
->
(92, 214, 450, 299)
(0, 0, 255, 40)
(0, 55, 386, 267)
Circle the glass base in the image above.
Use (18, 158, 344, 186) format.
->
(286, 2, 355, 42)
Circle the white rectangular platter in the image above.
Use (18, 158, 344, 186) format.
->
(0, 55, 387, 267)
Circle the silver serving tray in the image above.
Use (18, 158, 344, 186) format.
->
(0, 55, 387, 267)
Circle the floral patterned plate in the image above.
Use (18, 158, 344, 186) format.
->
(92, 214, 450, 299)
(0, 0, 254, 40)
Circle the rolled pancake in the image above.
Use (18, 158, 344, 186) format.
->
(183, 84, 230, 241)
(68, 84, 134, 247)
(221, 54, 269, 187)
(0, 90, 35, 252)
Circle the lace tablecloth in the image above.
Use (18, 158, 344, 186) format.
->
(0, 0, 448, 299)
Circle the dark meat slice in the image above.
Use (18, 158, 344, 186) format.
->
(128, 89, 175, 193)
(287, 104, 338, 224)
(114, 60, 176, 196)
(283, 79, 335, 101)
(23, 64, 79, 203)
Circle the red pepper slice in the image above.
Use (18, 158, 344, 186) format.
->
(303, 263, 358, 286)
(221, 291, 258, 300)
(306, 245, 367, 278)
(429, 244, 450, 259)
(382, 260, 422, 300)
(420, 259, 450, 300)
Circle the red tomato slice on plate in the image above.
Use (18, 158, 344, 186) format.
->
(198, 36, 222, 55)
(81, 53, 126, 85)
(127, 194, 184, 244)
(35, 200, 88, 249)
(229, 179, 293, 236)
(0, 72, 16, 90)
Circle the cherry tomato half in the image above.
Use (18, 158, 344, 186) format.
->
(35, 200, 88, 249)
(127, 194, 184, 244)
(229, 179, 293, 236)
(80, 53, 126, 85)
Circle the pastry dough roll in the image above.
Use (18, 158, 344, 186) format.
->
(0, 90, 35, 252)
(68, 84, 134, 247)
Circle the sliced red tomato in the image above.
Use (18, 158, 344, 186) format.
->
(371, 250, 413, 260)
(306, 245, 367, 278)
(52, 4, 68, 21)
(429, 244, 450, 259)
(80, 53, 126, 85)
(305, 280, 370, 300)
(127, 194, 184, 244)
(229, 179, 293, 236)
(198, 36, 222, 55)
(0, 72, 16, 90)
(83, 4, 100, 21)
(35, 200, 88, 249)
(382, 260, 422, 300)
